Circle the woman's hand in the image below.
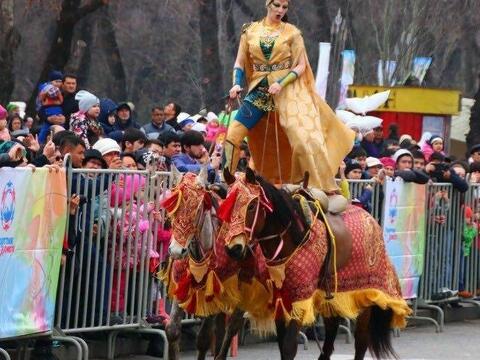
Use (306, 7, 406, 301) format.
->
(229, 85, 243, 99)
(268, 82, 283, 95)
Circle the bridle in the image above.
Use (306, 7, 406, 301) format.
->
(162, 173, 217, 259)
(220, 178, 289, 262)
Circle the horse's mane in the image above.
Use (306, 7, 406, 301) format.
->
(255, 176, 308, 245)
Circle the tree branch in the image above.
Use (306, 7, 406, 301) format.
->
(77, 0, 108, 20)
(233, 0, 255, 18)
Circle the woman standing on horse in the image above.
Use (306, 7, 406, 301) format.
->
(225, 0, 355, 203)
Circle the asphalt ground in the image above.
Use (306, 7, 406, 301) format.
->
(106, 319, 480, 360)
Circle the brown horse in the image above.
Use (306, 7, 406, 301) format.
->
(161, 166, 244, 360)
(220, 168, 408, 360)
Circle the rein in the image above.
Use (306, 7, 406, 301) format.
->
(254, 222, 292, 262)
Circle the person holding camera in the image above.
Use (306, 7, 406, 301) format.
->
(425, 152, 468, 192)
(172, 130, 221, 183)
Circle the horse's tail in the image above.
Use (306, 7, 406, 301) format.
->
(368, 305, 398, 359)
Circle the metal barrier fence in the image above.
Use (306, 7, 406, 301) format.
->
(55, 168, 171, 359)
(341, 179, 383, 221)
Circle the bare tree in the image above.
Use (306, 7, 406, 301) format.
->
(26, 0, 108, 113)
(359, 0, 469, 87)
(466, 75, 480, 150)
(0, 0, 21, 104)
(198, 0, 224, 108)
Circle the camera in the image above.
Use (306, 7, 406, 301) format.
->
(433, 163, 449, 172)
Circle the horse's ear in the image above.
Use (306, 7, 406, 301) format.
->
(223, 167, 236, 185)
(302, 171, 310, 189)
(245, 167, 256, 184)
(171, 164, 183, 186)
(196, 163, 209, 187)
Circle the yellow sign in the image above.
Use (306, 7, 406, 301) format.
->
(348, 85, 461, 115)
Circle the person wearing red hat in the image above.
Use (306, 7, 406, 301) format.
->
(379, 157, 395, 178)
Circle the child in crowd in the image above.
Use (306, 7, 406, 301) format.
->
(0, 105, 11, 141)
(421, 135, 445, 162)
(109, 173, 169, 324)
(205, 112, 226, 142)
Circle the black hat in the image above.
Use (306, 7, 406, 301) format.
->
(345, 161, 362, 176)
(470, 144, 480, 155)
(83, 149, 107, 168)
(470, 161, 480, 173)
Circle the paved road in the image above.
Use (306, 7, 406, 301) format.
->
(104, 320, 480, 359)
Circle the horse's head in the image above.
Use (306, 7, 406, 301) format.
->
(161, 165, 215, 260)
(218, 168, 274, 260)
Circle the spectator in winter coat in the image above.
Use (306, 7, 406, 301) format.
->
(412, 150, 426, 171)
(421, 135, 445, 162)
(164, 102, 182, 131)
(392, 149, 429, 184)
(61, 74, 79, 125)
(365, 157, 383, 179)
(172, 130, 220, 182)
(98, 98, 118, 135)
(121, 128, 147, 153)
(141, 106, 175, 140)
(108, 102, 141, 141)
(70, 90, 102, 149)
(425, 152, 469, 193)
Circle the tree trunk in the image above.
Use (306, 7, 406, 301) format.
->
(315, 0, 331, 42)
(99, 5, 127, 101)
(0, 0, 21, 105)
(199, 0, 224, 109)
(26, 0, 107, 115)
(466, 76, 480, 151)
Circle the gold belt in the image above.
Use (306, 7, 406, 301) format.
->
(253, 61, 291, 72)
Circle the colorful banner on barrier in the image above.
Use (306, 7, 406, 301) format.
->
(0, 168, 67, 339)
(382, 180, 426, 299)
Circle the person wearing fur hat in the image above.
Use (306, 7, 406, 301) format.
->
(70, 90, 103, 149)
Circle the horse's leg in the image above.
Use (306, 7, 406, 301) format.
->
(166, 301, 184, 360)
(281, 320, 301, 360)
(214, 313, 226, 357)
(354, 308, 371, 360)
(318, 316, 340, 360)
(215, 308, 245, 360)
(196, 316, 215, 360)
(275, 319, 287, 360)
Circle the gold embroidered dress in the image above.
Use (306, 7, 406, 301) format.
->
(239, 21, 355, 191)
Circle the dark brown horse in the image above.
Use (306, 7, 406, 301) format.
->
(161, 166, 244, 360)
(221, 168, 405, 360)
